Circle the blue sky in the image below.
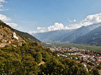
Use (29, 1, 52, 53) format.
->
(0, 0, 101, 33)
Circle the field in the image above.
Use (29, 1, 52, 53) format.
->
(44, 42, 101, 51)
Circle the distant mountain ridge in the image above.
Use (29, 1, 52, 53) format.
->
(73, 26, 101, 46)
(33, 22, 101, 44)
(33, 29, 73, 42)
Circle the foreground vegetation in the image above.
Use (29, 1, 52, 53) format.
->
(0, 42, 100, 75)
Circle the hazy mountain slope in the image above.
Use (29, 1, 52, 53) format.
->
(33, 30, 73, 42)
(33, 23, 101, 42)
(73, 26, 101, 46)
(59, 23, 101, 42)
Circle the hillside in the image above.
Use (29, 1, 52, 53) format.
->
(33, 23, 101, 42)
(0, 20, 40, 47)
(0, 21, 93, 75)
(0, 20, 24, 47)
(73, 26, 101, 46)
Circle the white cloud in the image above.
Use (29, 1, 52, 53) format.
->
(29, 31, 37, 34)
(6, 23, 18, 27)
(29, 28, 47, 34)
(0, 1, 17, 28)
(0, 0, 6, 3)
(0, 0, 6, 8)
(69, 13, 101, 29)
(0, 4, 3, 7)
(0, 14, 11, 21)
(29, 23, 67, 34)
(68, 19, 76, 22)
(73, 19, 76, 22)
(83, 13, 101, 24)
(0, 0, 7, 11)
(29, 13, 101, 34)
(37, 27, 46, 30)
(0, 14, 18, 27)
(48, 22, 65, 31)
(0, 8, 8, 11)
(28, 22, 69, 34)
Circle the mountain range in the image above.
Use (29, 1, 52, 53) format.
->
(33, 22, 101, 46)
(73, 26, 101, 46)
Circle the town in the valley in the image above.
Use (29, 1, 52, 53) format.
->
(49, 46, 101, 73)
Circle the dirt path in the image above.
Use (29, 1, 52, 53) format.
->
(38, 61, 45, 66)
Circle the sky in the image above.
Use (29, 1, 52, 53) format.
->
(0, 0, 101, 34)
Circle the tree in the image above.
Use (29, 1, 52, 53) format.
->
(39, 57, 65, 75)
(91, 69, 100, 75)
(42, 51, 50, 62)
(35, 52, 42, 64)
(97, 64, 101, 69)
